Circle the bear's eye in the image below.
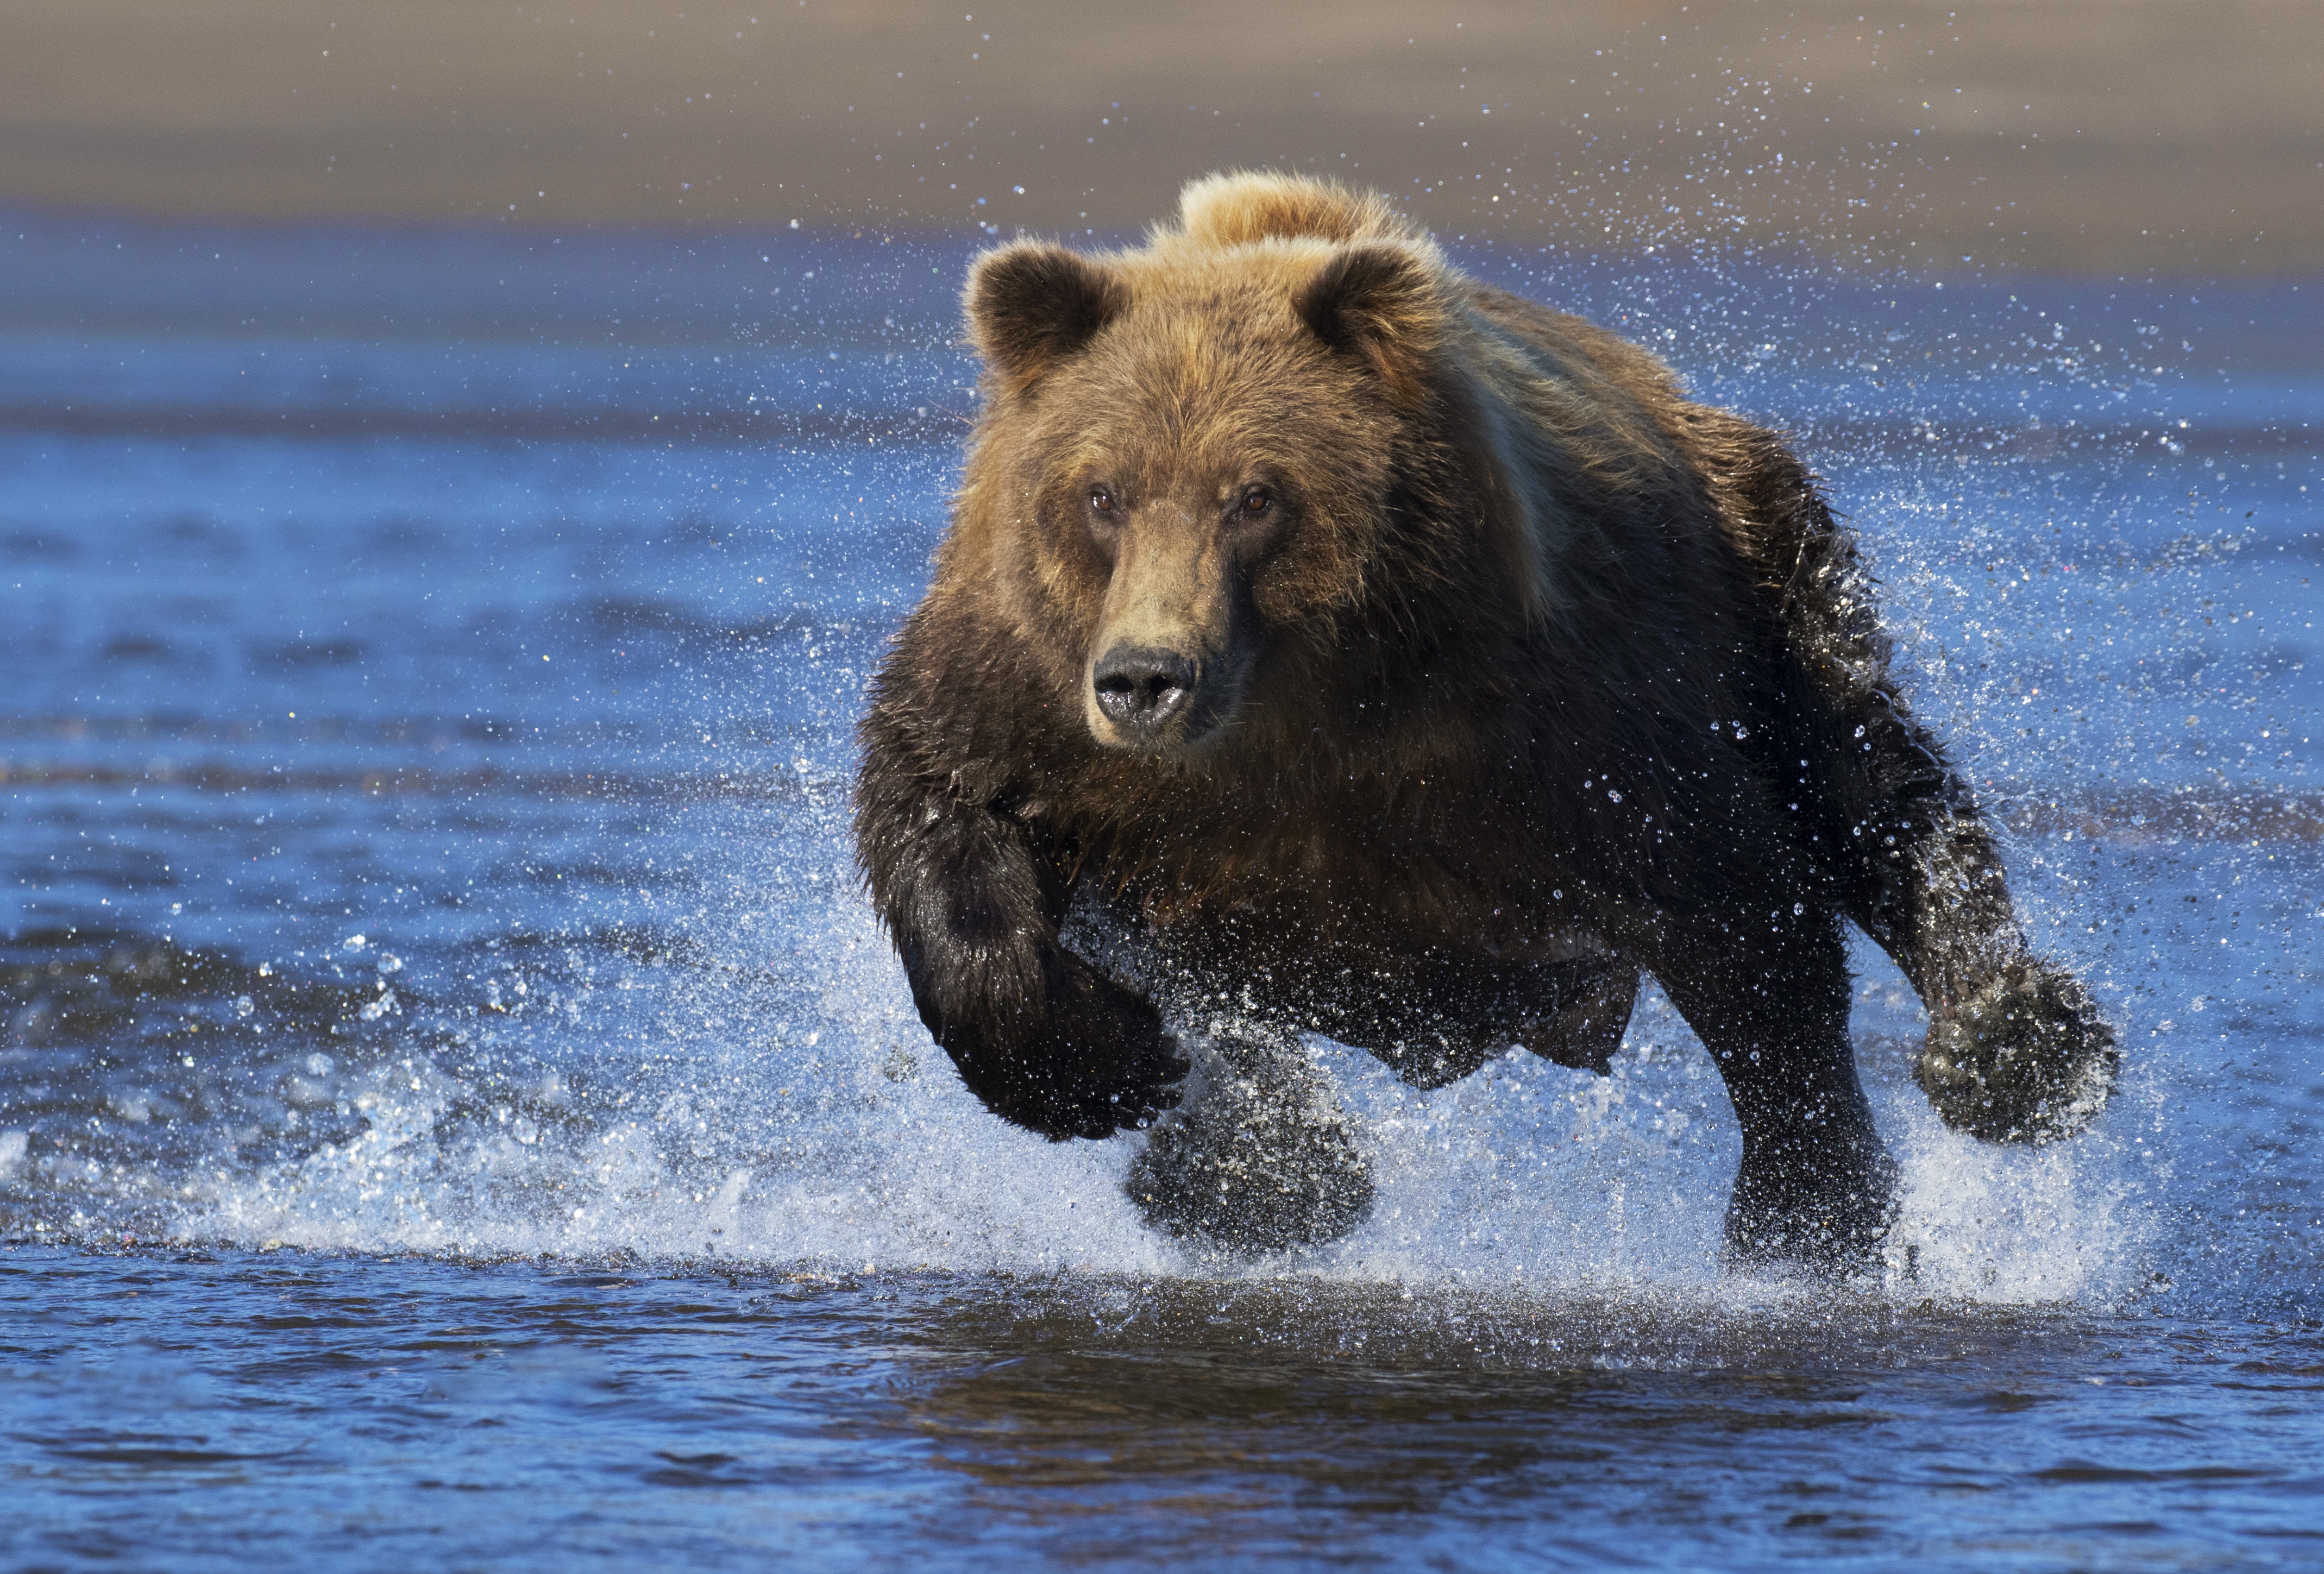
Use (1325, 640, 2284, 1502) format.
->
(1088, 484, 1116, 514)
(1238, 485, 1274, 517)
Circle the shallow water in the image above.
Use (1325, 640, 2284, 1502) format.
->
(3, 212, 2321, 1569)
(8, 1250, 2323, 1571)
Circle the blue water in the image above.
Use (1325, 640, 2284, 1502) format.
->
(3, 210, 2321, 1570)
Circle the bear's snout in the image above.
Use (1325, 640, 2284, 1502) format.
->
(1091, 645, 1199, 739)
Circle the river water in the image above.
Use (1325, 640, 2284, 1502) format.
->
(3, 213, 2320, 1569)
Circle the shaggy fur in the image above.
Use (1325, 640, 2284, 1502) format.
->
(854, 172, 2117, 1265)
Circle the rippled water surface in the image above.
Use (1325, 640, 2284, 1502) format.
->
(3, 213, 2321, 1570)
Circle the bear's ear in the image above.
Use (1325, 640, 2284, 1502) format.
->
(967, 242, 1127, 393)
(1296, 244, 1447, 404)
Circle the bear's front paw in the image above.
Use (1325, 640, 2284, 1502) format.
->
(939, 954, 1189, 1140)
(1918, 958, 2118, 1143)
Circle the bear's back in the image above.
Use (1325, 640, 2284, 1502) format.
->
(1168, 171, 1431, 252)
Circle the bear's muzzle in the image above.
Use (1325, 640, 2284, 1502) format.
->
(1090, 644, 1201, 742)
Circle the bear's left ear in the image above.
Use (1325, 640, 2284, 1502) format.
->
(968, 241, 1127, 395)
(1296, 244, 1447, 404)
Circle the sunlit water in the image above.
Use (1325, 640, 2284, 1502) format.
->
(3, 212, 2320, 1569)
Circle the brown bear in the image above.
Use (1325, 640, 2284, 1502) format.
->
(854, 172, 2116, 1266)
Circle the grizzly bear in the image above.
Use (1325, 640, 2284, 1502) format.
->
(855, 172, 2116, 1266)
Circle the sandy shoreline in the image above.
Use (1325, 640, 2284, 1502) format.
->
(1, 1, 2319, 273)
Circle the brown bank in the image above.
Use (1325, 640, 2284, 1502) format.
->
(851, 173, 2118, 1268)
(2, 1, 2319, 272)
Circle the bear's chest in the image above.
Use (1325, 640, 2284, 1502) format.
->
(1065, 784, 1602, 966)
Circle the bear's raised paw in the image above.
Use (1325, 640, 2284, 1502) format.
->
(1917, 958, 2118, 1143)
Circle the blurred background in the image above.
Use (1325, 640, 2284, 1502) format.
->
(2, 0, 2318, 270)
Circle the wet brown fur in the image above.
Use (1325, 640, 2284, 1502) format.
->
(855, 172, 2116, 1263)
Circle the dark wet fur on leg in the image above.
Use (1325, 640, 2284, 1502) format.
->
(1712, 423, 2120, 1145)
(1125, 1030, 1374, 1255)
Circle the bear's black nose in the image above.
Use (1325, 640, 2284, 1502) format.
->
(1092, 646, 1197, 733)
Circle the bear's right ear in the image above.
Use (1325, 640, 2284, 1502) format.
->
(967, 242, 1127, 394)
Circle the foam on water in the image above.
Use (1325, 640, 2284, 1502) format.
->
(8, 781, 2172, 1315)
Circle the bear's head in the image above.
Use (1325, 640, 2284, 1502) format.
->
(957, 173, 1537, 759)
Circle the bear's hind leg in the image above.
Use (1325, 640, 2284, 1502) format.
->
(1653, 910, 1897, 1271)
